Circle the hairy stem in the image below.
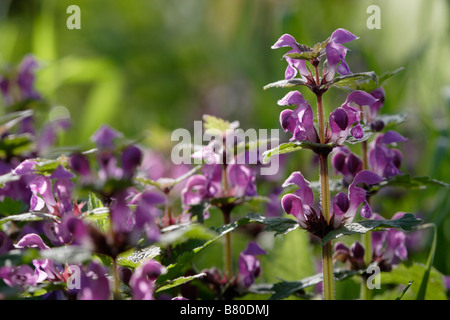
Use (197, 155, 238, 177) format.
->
(314, 66, 335, 299)
(222, 208, 233, 280)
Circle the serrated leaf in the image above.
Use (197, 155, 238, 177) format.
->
(263, 78, 308, 90)
(135, 165, 201, 192)
(344, 67, 404, 92)
(203, 114, 238, 133)
(262, 141, 328, 164)
(33, 156, 70, 175)
(117, 246, 161, 269)
(375, 113, 407, 128)
(284, 38, 329, 61)
(321, 213, 422, 245)
(324, 71, 378, 89)
(269, 269, 362, 300)
(376, 174, 450, 191)
(156, 273, 206, 293)
(158, 223, 217, 247)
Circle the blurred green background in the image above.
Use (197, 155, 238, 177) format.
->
(0, 0, 449, 291)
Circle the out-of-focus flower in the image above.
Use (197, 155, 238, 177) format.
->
(333, 241, 365, 270)
(237, 241, 267, 288)
(77, 262, 111, 300)
(90, 125, 122, 149)
(129, 259, 166, 300)
(369, 130, 407, 178)
(331, 146, 362, 186)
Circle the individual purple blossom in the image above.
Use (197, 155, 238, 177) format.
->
(131, 190, 165, 243)
(333, 241, 365, 270)
(331, 146, 362, 186)
(371, 212, 408, 271)
(77, 262, 111, 300)
(271, 34, 311, 80)
(227, 163, 257, 197)
(50, 165, 75, 215)
(0, 265, 38, 288)
(328, 90, 378, 145)
(129, 259, 166, 300)
(181, 163, 222, 206)
(90, 124, 122, 149)
(28, 175, 57, 214)
(69, 153, 91, 178)
(369, 130, 407, 178)
(17, 54, 41, 101)
(325, 29, 358, 81)
(278, 91, 318, 143)
(121, 145, 143, 178)
(237, 241, 267, 288)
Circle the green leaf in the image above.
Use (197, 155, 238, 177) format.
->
(324, 71, 378, 89)
(417, 224, 437, 300)
(0, 197, 27, 216)
(244, 213, 299, 236)
(396, 281, 413, 300)
(158, 223, 217, 247)
(135, 165, 201, 192)
(0, 212, 59, 226)
(321, 213, 423, 245)
(203, 114, 238, 133)
(380, 262, 446, 300)
(0, 133, 33, 157)
(262, 141, 333, 164)
(269, 269, 362, 300)
(375, 113, 407, 128)
(283, 38, 329, 61)
(117, 246, 161, 269)
(343, 67, 404, 92)
(156, 272, 206, 293)
(375, 174, 450, 191)
(33, 156, 69, 175)
(345, 125, 373, 144)
(263, 78, 308, 90)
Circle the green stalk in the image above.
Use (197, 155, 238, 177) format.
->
(314, 65, 335, 300)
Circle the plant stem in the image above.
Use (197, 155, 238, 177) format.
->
(314, 65, 335, 300)
(360, 139, 373, 300)
(112, 258, 121, 300)
(222, 208, 233, 280)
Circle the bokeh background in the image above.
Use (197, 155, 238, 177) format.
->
(1, 0, 449, 298)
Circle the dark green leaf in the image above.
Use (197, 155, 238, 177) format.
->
(376, 174, 450, 190)
(244, 213, 299, 236)
(324, 71, 378, 89)
(375, 113, 407, 128)
(0, 197, 27, 216)
(263, 78, 308, 90)
(0, 133, 33, 157)
(156, 272, 206, 293)
(396, 281, 413, 300)
(284, 38, 329, 61)
(262, 141, 333, 164)
(343, 67, 404, 92)
(321, 213, 423, 245)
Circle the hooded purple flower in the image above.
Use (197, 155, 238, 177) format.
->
(281, 170, 382, 236)
(90, 125, 122, 149)
(129, 259, 166, 300)
(325, 29, 358, 81)
(132, 191, 165, 243)
(331, 146, 362, 185)
(181, 163, 222, 206)
(50, 165, 75, 215)
(237, 241, 267, 288)
(227, 163, 257, 197)
(328, 90, 378, 145)
(278, 91, 319, 143)
(271, 34, 311, 80)
(333, 241, 365, 270)
(77, 262, 111, 300)
(28, 175, 57, 214)
(0, 265, 38, 288)
(369, 130, 407, 178)
(17, 54, 41, 101)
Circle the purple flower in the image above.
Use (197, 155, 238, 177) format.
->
(0, 231, 14, 254)
(0, 265, 38, 288)
(133, 191, 165, 243)
(331, 146, 362, 185)
(121, 145, 143, 178)
(181, 164, 222, 206)
(281, 170, 382, 235)
(12, 159, 37, 175)
(227, 163, 257, 197)
(29, 175, 57, 214)
(69, 153, 91, 178)
(17, 54, 41, 101)
(332, 170, 383, 228)
(271, 34, 311, 80)
(333, 241, 365, 270)
(278, 91, 319, 143)
(50, 165, 75, 215)
(369, 130, 407, 178)
(237, 241, 267, 288)
(371, 213, 408, 271)
(77, 262, 111, 300)
(90, 125, 122, 149)
(129, 260, 166, 300)
(325, 29, 358, 81)
(328, 91, 378, 145)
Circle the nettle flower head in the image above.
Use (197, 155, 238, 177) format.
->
(278, 90, 379, 147)
(281, 170, 382, 238)
(369, 130, 407, 178)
